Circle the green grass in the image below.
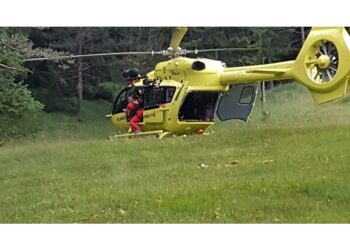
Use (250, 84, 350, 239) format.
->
(1, 84, 350, 223)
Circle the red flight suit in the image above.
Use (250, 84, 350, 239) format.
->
(128, 98, 143, 133)
(125, 98, 136, 121)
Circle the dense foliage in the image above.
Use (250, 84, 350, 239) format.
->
(0, 28, 44, 139)
(24, 27, 302, 113)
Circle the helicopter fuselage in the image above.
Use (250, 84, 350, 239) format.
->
(111, 57, 232, 135)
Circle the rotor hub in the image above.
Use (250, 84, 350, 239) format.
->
(317, 55, 331, 69)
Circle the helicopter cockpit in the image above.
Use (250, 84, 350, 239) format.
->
(112, 85, 176, 115)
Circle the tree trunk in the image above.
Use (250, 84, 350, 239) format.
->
(260, 81, 266, 103)
(76, 28, 83, 115)
(260, 56, 266, 104)
(77, 57, 83, 115)
(301, 27, 306, 44)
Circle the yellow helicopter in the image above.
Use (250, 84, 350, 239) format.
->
(107, 27, 350, 139)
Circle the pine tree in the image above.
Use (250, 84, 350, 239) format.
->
(0, 28, 44, 139)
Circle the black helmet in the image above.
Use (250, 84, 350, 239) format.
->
(122, 69, 141, 81)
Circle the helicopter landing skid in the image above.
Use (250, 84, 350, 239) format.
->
(109, 130, 170, 140)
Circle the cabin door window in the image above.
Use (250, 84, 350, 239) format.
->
(216, 84, 258, 121)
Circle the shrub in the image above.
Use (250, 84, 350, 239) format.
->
(84, 82, 125, 102)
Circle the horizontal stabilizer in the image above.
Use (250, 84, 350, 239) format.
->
(246, 69, 286, 75)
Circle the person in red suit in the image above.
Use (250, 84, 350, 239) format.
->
(124, 96, 136, 122)
(129, 95, 143, 133)
(121, 69, 144, 133)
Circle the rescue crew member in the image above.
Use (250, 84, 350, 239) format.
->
(124, 96, 136, 122)
(121, 69, 144, 133)
(129, 93, 144, 133)
(122, 69, 141, 87)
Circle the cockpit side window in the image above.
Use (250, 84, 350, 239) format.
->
(112, 87, 143, 114)
(112, 88, 128, 114)
(165, 87, 176, 103)
(112, 86, 176, 114)
(144, 86, 176, 109)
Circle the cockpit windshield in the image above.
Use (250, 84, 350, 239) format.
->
(112, 86, 176, 114)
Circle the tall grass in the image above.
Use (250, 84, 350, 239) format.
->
(1, 84, 350, 223)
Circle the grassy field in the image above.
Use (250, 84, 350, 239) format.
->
(1, 84, 350, 223)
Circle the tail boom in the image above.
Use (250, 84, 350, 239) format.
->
(220, 27, 350, 104)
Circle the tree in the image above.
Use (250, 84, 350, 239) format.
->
(0, 28, 57, 139)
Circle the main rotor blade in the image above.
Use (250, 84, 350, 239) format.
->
(192, 47, 300, 53)
(23, 51, 162, 62)
(170, 27, 188, 50)
(23, 47, 301, 62)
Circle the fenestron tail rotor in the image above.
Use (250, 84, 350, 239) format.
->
(291, 27, 350, 104)
(306, 40, 339, 84)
